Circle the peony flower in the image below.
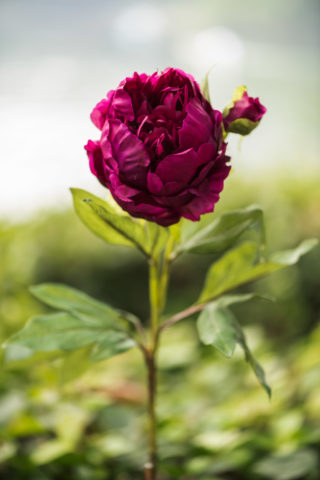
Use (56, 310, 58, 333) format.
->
(223, 86, 266, 136)
(85, 68, 231, 226)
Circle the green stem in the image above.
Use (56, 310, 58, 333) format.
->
(144, 348, 157, 480)
(149, 258, 160, 346)
(144, 232, 176, 479)
(159, 233, 175, 312)
(144, 257, 161, 479)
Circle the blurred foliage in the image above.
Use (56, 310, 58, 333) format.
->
(0, 174, 319, 479)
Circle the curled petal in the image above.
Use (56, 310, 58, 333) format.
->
(90, 93, 114, 130)
(84, 140, 109, 187)
(179, 98, 214, 150)
(110, 88, 135, 121)
(102, 120, 150, 190)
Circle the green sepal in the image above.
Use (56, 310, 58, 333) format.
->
(226, 118, 259, 136)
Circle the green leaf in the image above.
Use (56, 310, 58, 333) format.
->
(197, 304, 237, 357)
(71, 188, 149, 255)
(197, 302, 271, 396)
(3, 283, 139, 364)
(30, 283, 128, 331)
(177, 205, 265, 255)
(198, 239, 318, 303)
(90, 332, 136, 362)
(253, 449, 318, 479)
(3, 312, 135, 364)
(59, 347, 93, 384)
(215, 292, 274, 308)
(235, 321, 271, 398)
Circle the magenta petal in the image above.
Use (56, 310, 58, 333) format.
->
(180, 192, 220, 221)
(224, 92, 267, 128)
(110, 88, 135, 121)
(179, 98, 214, 151)
(114, 196, 180, 226)
(106, 120, 150, 189)
(109, 174, 140, 201)
(147, 172, 164, 194)
(84, 140, 109, 186)
(90, 96, 113, 130)
(180, 160, 231, 220)
(155, 149, 199, 187)
(154, 191, 192, 207)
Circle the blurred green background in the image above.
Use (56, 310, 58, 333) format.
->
(1, 176, 319, 479)
(1, 0, 320, 479)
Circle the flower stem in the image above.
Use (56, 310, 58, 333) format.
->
(144, 232, 175, 479)
(144, 348, 157, 480)
(144, 257, 161, 479)
(149, 258, 160, 347)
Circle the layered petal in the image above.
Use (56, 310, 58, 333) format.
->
(86, 68, 234, 226)
(90, 92, 114, 130)
(84, 140, 109, 187)
(102, 120, 150, 190)
(179, 98, 214, 151)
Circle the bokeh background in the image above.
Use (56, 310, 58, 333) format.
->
(0, 1, 319, 479)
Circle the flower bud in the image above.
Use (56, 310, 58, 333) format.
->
(223, 86, 266, 136)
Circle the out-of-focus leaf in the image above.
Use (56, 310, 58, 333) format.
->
(236, 325, 271, 398)
(215, 292, 274, 308)
(197, 301, 271, 396)
(197, 303, 237, 357)
(253, 448, 318, 479)
(59, 346, 93, 384)
(71, 188, 149, 255)
(90, 332, 136, 362)
(30, 283, 127, 330)
(3, 312, 136, 364)
(198, 239, 318, 303)
(177, 206, 264, 255)
(31, 439, 73, 465)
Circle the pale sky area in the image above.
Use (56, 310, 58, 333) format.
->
(1, 0, 319, 220)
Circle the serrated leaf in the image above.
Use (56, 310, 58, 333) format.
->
(198, 239, 318, 303)
(197, 304, 237, 357)
(71, 188, 149, 255)
(3, 312, 136, 364)
(177, 206, 264, 255)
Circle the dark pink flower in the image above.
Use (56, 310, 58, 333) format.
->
(223, 86, 266, 135)
(85, 68, 231, 226)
